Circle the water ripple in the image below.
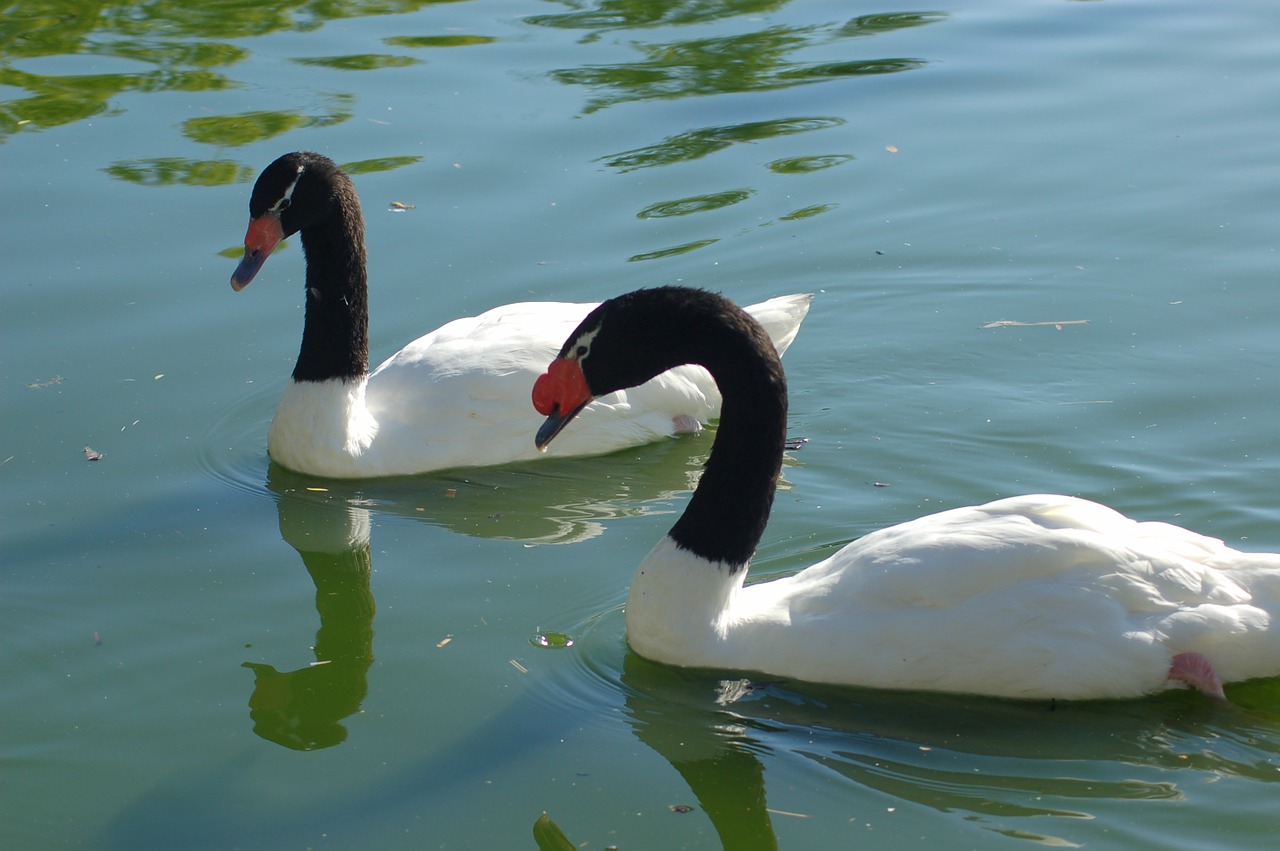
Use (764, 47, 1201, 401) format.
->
(195, 382, 276, 500)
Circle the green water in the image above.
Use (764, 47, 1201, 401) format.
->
(4, 0, 1280, 848)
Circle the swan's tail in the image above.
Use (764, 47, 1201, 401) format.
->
(744, 293, 814, 357)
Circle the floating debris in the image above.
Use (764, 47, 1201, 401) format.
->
(531, 631, 574, 649)
(532, 813, 575, 851)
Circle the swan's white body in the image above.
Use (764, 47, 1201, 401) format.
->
(626, 494, 1280, 699)
(268, 294, 811, 478)
(534, 288, 1280, 701)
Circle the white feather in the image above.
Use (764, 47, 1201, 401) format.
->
(625, 494, 1280, 699)
(267, 295, 812, 478)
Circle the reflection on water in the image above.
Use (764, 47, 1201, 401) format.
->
(526, 0, 791, 34)
(0, 0, 454, 143)
(637, 188, 756, 219)
(538, 9, 941, 113)
(602, 113, 855, 259)
(621, 654, 780, 851)
(292, 53, 421, 71)
(610, 653, 1280, 849)
(600, 116, 846, 171)
(103, 157, 254, 187)
(527, 5, 940, 263)
(117, 441, 1280, 845)
(107, 592, 1280, 851)
(182, 95, 356, 146)
(341, 154, 425, 175)
(243, 494, 375, 751)
(0, 1, 243, 139)
(384, 34, 497, 49)
(237, 435, 759, 751)
(261, 435, 729, 546)
(765, 153, 854, 174)
(103, 151, 424, 189)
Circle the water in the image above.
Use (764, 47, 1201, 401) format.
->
(4, 0, 1280, 847)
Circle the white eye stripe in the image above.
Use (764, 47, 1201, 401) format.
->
(572, 326, 600, 360)
(271, 164, 305, 213)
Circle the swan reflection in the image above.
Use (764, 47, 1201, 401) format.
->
(243, 490, 374, 751)
(263, 436, 719, 546)
(242, 437, 756, 750)
(614, 650, 1280, 849)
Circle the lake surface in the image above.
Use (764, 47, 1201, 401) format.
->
(5, 0, 1280, 848)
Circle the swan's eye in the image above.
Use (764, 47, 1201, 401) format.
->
(570, 326, 600, 361)
(273, 167, 303, 213)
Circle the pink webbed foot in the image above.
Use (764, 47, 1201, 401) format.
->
(1168, 651, 1226, 699)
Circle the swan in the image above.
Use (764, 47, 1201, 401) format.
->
(230, 152, 812, 478)
(532, 286, 1280, 700)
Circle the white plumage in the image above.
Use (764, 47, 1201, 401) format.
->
(267, 295, 811, 478)
(233, 152, 811, 478)
(534, 287, 1280, 701)
(628, 494, 1280, 699)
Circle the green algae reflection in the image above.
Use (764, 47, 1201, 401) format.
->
(0, 1, 246, 140)
(182, 96, 354, 147)
(104, 157, 255, 187)
(601, 117, 845, 172)
(340, 155, 424, 176)
(766, 154, 854, 175)
(637, 189, 755, 220)
(0, 0, 460, 143)
(292, 54, 420, 71)
(542, 12, 943, 113)
(384, 34, 497, 49)
(628, 238, 720, 262)
(526, 0, 789, 35)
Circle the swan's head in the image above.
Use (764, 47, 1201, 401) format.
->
(232, 152, 347, 291)
(533, 286, 741, 450)
(533, 355, 593, 450)
(533, 302, 616, 449)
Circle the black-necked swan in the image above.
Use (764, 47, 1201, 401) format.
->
(532, 286, 1280, 700)
(231, 152, 812, 478)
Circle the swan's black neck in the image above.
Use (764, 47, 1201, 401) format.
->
(669, 336, 785, 570)
(291, 161, 369, 383)
(579, 288, 787, 570)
